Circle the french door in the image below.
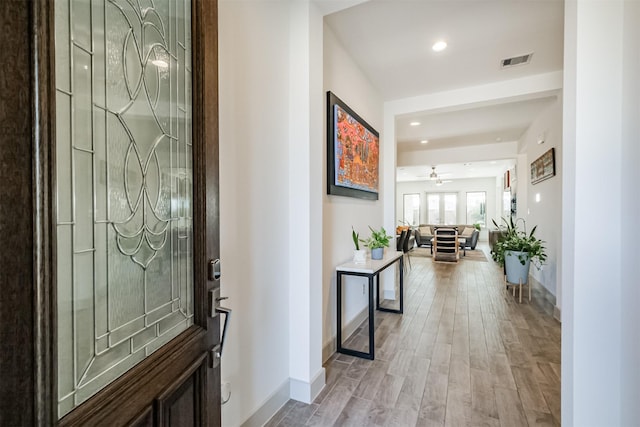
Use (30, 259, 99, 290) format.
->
(426, 192, 457, 225)
(0, 0, 221, 425)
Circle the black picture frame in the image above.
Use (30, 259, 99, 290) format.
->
(530, 147, 556, 184)
(327, 91, 379, 200)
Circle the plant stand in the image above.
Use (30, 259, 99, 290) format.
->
(504, 275, 530, 303)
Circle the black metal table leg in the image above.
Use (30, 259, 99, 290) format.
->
(337, 271, 343, 354)
(336, 252, 404, 360)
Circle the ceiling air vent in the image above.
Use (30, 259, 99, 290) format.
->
(501, 53, 533, 68)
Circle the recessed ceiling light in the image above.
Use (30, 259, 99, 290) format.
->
(410, 121, 421, 126)
(496, 137, 502, 142)
(432, 41, 447, 52)
(420, 140, 429, 144)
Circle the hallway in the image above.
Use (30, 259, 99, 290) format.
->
(267, 247, 561, 426)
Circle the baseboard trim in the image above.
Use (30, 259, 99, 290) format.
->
(239, 370, 326, 427)
(322, 306, 368, 362)
(529, 275, 560, 323)
(383, 289, 396, 300)
(529, 275, 556, 304)
(290, 367, 326, 403)
(240, 379, 289, 427)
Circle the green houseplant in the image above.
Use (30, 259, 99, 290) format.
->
(351, 227, 360, 250)
(491, 217, 547, 284)
(360, 226, 392, 260)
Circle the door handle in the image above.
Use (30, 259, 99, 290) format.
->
(209, 288, 232, 356)
(216, 305, 231, 354)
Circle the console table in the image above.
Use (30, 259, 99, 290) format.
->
(336, 251, 404, 360)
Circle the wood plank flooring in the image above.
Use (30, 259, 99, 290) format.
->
(266, 246, 561, 427)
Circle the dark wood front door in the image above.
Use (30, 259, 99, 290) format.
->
(0, 0, 220, 425)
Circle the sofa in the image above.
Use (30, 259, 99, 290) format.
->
(414, 224, 480, 250)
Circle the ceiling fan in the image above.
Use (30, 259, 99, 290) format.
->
(429, 166, 452, 182)
(429, 166, 438, 180)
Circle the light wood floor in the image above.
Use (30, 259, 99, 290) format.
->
(266, 246, 561, 426)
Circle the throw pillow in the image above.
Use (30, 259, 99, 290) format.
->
(461, 227, 475, 237)
(419, 226, 432, 236)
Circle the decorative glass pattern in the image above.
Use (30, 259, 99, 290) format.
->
(55, 0, 193, 417)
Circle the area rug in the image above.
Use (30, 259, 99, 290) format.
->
(463, 249, 489, 262)
(411, 247, 489, 262)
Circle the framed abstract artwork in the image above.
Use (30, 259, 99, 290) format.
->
(530, 147, 556, 184)
(327, 91, 379, 200)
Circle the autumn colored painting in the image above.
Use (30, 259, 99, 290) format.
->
(327, 92, 379, 200)
(333, 104, 379, 193)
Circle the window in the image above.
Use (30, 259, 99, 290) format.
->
(426, 193, 457, 225)
(427, 194, 440, 224)
(466, 191, 486, 227)
(402, 194, 420, 226)
(503, 190, 511, 220)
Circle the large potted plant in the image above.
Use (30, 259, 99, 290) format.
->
(491, 217, 547, 285)
(361, 226, 392, 260)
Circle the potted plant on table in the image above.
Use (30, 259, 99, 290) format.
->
(491, 217, 547, 285)
(352, 227, 366, 264)
(361, 226, 392, 260)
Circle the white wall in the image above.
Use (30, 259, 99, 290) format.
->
(322, 24, 384, 359)
(287, 1, 325, 405)
(518, 96, 563, 300)
(562, 1, 626, 425)
(219, 1, 324, 426)
(395, 177, 498, 242)
(219, 1, 380, 423)
(219, 2, 294, 425)
(620, 0, 640, 424)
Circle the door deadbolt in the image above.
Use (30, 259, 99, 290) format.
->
(208, 258, 221, 281)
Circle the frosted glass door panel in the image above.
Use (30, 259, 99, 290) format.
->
(402, 193, 420, 227)
(55, 0, 193, 418)
(444, 194, 457, 225)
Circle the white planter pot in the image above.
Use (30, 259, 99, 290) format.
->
(353, 249, 366, 264)
(505, 250, 531, 284)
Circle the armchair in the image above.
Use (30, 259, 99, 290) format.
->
(415, 226, 434, 249)
(459, 228, 480, 250)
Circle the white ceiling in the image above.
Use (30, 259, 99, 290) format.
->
(397, 159, 516, 183)
(396, 96, 558, 150)
(324, 0, 564, 181)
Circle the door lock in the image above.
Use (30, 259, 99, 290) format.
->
(208, 258, 221, 281)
